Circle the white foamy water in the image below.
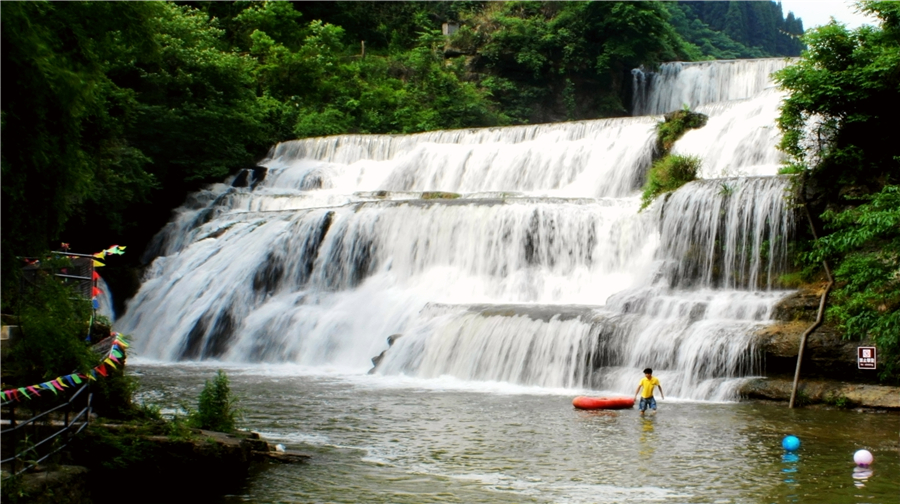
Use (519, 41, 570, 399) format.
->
(632, 58, 794, 116)
(118, 58, 798, 401)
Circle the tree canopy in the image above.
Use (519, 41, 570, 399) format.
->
(2, 1, 807, 304)
(775, 0, 900, 380)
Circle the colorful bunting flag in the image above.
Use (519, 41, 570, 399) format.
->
(1, 333, 130, 403)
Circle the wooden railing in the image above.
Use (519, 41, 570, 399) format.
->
(0, 382, 92, 478)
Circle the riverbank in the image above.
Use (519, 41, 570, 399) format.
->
(740, 377, 899, 410)
(2, 424, 309, 504)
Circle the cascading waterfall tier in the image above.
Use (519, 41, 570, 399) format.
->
(631, 58, 794, 116)
(119, 58, 797, 400)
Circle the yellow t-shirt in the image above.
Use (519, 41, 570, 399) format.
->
(639, 376, 660, 398)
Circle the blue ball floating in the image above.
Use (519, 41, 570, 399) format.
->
(782, 435, 800, 451)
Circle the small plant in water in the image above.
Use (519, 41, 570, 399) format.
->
(825, 391, 853, 409)
(189, 370, 239, 432)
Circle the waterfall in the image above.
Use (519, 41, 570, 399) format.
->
(631, 58, 794, 116)
(118, 58, 797, 400)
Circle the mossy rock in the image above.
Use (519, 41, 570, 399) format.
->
(421, 191, 461, 200)
(658, 110, 708, 151)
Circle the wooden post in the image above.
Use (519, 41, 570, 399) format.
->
(789, 201, 834, 408)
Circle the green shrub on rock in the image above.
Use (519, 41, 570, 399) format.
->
(640, 154, 701, 209)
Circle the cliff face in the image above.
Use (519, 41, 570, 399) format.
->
(757, 285, 882, 384)
(743, 286, 898, 409)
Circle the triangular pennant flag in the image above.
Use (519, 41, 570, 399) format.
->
(73, 375, 83, 384)
(1, 391, 9, 401)
(64, 375, 77, 387)
(109, 355, 121, 364)
(56, 378, 69, 389)
(112, 349, 124, 359)
(10, 389, 20, 401)
(18, 388, 31, 400)
(95, 365, 108, 377)
(51, 380, 64, 391)
(104, 358, 117, 369)
(27, 386, 41, 397)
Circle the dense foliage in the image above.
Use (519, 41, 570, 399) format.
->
(776, 1, 900, 381)
(453, 2, 696, 121)
(810, 186, 900, 379)
(1, 2, 160, 292)
(671, 1, 805, 59)
(5, 264, 95, 384)
(2, 1, 806, 305)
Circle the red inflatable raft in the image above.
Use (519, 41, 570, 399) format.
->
(572, 395, 634, 410)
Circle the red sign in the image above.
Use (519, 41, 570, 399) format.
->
(858, 347, 877, 369)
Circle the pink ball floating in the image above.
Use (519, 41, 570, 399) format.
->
(853, 449, 873, 466)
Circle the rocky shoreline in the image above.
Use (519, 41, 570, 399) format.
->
(739, 377, 899, 409)
(5, 425, 309, 504)
(746, 285, 898, 409)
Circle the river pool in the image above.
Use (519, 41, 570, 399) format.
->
(132, 362, 899, 504)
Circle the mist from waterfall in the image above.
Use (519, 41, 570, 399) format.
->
(118, 58, 796, 401)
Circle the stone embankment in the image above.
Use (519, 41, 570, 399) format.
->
(7, 425, 309, 504)
(743, 284, 899, 409)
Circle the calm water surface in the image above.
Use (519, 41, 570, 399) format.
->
(133, 362, 899, 504)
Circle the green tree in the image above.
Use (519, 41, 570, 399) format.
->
(467, 1, 694, 122)
(190, 369, 239, 432)
(776, 1, 900, 381)
(1, 2, 159, 296)
(100, 3, 288, 253)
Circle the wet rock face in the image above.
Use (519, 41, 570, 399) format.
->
(740, 378, 899, 409)
(369, 334, 402, 374)
(771, 288, 822, 322)
(757, 289, 882, 384)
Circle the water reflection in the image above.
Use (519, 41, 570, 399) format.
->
(781, 452, 800, 502)
(639, 417, 656, 463)
(852, 466, 873, 488)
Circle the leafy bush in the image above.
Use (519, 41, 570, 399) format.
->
(189, 370, 239, 433)
(806, 185, 900, 380)
(6, 266, 95, 384)
(640, 154, 701, 209)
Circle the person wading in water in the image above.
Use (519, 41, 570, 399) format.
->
(634, 368, 664, 416)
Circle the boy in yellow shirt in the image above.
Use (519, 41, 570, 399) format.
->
(634, 367, 664, 416)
